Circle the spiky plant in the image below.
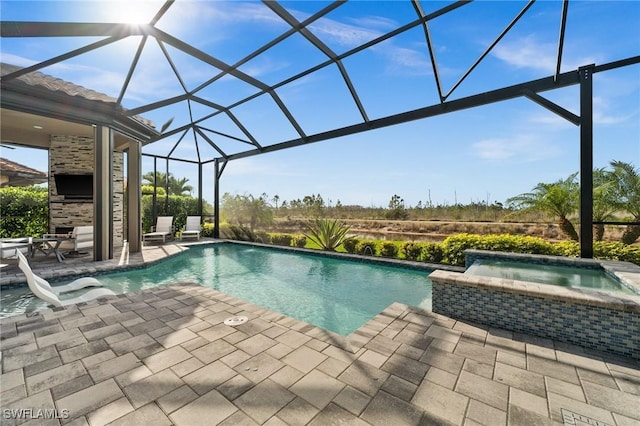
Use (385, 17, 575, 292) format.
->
(304, 218, 352, 251)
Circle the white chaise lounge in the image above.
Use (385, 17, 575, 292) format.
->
(181, 216, 201, 240)
(16, 251, 116, 307)
(143, 216, 174, 244)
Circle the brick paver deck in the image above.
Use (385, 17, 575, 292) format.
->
(2, 280, 639, 426)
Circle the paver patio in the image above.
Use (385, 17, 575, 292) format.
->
(1, 241, 639, 425)
(1, 277, 639, 425)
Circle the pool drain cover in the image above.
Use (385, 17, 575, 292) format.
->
(224, 316, 248, 326)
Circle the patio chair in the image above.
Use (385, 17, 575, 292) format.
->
(16, 251, 115, 307)
(181, 216, 201, 240)
(143, 216, 174, 244)
(44, 226, 93, 254)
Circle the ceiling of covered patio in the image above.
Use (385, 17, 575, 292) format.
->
(2, 0, 637, 168)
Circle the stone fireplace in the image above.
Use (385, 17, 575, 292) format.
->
(49, 135, 124, 247)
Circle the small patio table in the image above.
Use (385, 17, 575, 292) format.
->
(31, 236, 74, 263)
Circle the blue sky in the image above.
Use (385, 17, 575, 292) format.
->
(1, 0, 638, 208)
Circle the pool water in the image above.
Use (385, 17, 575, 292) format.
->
(0, 244, 433, 335)
(465, 259, 637, 295)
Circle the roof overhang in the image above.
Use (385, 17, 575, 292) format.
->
(1, 66, 159, 151)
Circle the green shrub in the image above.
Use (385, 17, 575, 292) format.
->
(553, 241, 580, 258)
(0, 186, 49, 238)
(441, 233, 555, 266)
(434, 233, 640, 266)
(342, 238, 359, 253)
(202, 223, 215, 238)
(422, 242, 444, 263)
(380, 242, 399, 258)
(356, 240, 378, 256)
(402, 242, 422, 261)
(593, 241, 640, 264)
(141, 185, 165, 196)
(271, 233, 293, 246)
(293, 235, 307, 248)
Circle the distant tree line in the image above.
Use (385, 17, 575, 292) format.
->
(221, 160, 639, 245)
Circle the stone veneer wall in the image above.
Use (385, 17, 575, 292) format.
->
(49, 135, 124, 247)
(429, 270, 640, 360)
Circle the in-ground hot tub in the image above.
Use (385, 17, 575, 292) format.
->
(429, 250, 640, 359)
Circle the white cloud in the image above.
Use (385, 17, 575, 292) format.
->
(492, 35, 601, 73)
(472, 135, 561, 162)
(592, 96, 637, 125)
(240, 57, 291, 79)
(166, 2, 285, 29)
(492, 35, 556, 72)
(383, 44, 431, 75)
(528, 112, 576, 129)
(348, 15, 398, 31)
(0, 53, 37, 67)
(308, 17, 382, 49)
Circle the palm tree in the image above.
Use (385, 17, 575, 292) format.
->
(592, 168, 617, 241)
(246, 193, 273, 231)
(609, 160, 640, 244)
(142, 172, 193, 195)
(142, 171, 168, 191)
(168, 176, 193, 196)
(507, 173, 579, 241)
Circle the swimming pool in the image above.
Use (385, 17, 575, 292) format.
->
(465, 259, 638, 295)
(0, 244, 433, 335)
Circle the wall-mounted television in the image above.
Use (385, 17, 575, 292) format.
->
(54, 173, 93, 200)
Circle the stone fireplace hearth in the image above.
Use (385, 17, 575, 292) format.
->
(49, 135, 124, 247)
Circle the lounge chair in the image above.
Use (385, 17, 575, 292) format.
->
(16, 251, 116, 307)
(143, 216, 174, 244)
(181, 216, 201, 240)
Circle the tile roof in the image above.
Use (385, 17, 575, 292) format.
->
(0, 157, 47, 176)
(0, 157, 48, 186)
(1, 63, 155, 129)
(1, 63, 116, 103)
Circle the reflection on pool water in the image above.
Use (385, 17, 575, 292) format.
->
(464, 259, 637, 295)
(0, 244, 433, 335)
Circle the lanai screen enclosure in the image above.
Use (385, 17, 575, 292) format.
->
(1, 0, 638, 260)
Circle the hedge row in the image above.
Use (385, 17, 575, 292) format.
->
(232, 232, 639, 266)
(0, 186, 49, 238)
(210, 227, 640, 266)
